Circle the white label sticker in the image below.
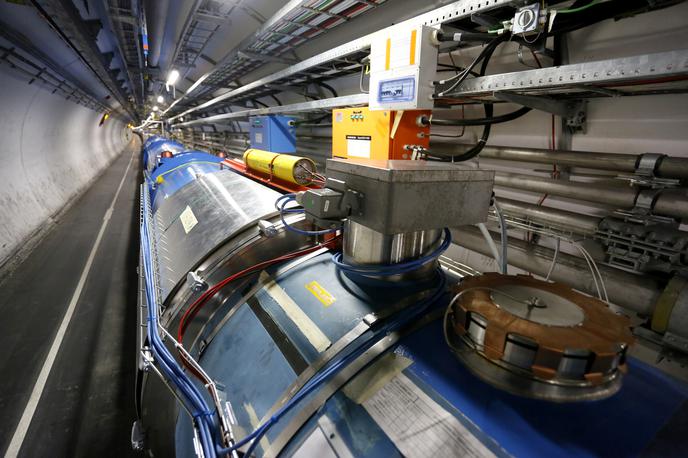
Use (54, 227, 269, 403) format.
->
(346, 135, 371, 158)
(363, 373, 497, 458)
(254, 132, 263, 144)
(179, 206, 198, 234)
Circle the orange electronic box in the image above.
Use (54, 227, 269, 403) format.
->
(331, 107, 430, 160)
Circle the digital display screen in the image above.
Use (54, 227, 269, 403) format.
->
(378, 77, 415, 103)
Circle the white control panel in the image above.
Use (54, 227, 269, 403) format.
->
(369, 25, 438, 111)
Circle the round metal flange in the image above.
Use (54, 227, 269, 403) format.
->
(444, 320, 624, 402)
(490, 285, 586, 327)
(446, 273, 634, 402)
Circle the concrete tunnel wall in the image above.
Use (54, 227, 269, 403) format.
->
(0, 65, 131, 268)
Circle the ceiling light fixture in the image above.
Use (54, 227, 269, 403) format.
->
(166, 69, 180, 86)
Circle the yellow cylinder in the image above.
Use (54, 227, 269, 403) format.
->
(243, 149, 317, 185)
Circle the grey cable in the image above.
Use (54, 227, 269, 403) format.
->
(493, 199, 509, 275)
(545, 238, 560, 281)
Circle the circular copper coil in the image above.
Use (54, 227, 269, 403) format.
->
(445, 273, 634, 402)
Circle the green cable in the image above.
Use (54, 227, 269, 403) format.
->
(556, 0, 601, 14)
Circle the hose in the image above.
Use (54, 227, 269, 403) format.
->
(436, 31, 495, 43)
(428, 106, 532, 127)
(493, 199, 509, 275)
(556, 0, 601, 14)
(427, 33, 509, 162)
(477, 223, 503, 273)
(545, 238, 560, 281)
(435, 33, 510, 96)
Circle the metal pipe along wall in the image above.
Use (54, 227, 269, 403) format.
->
(452, 226, 662, 316)
(429, 142, 688, 179)
(494, 173, 688, 220)
(496, 198, 602, 235)
(495, 172, 638, 207)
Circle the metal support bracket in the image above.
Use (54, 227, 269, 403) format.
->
(634, 188, 661, 214)
(186, 270, 207, 292)
(636, 153, 666, 177)
(494, 91, 587, 132)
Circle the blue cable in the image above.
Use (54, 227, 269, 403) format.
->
(221, 270, 447, 457)
(140, 189, 219, 458)
(274, 193, 296, 211)
(331, 228, 452, 277)
(277, 195, 341, 236)
(142, 229, 217, 457)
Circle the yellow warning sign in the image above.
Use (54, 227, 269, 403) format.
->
(305, 281, 336, 307)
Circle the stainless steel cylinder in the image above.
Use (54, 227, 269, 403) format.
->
(343, 220, 441, 265)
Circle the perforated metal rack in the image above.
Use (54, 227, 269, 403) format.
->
(167, 0, 517, 122)
(442, 49, 688, 100)
(106, 0, 145, 104)
(0, 42, 109, 112)
(168, 0, 688, 130)
(166, 0, 390, 116)
(170, 0, 249, 72)
(32, 0, 137, 118)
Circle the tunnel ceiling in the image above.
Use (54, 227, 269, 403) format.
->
(0, 0, 401, 123)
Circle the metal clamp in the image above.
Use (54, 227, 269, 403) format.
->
(187, 270, 208, 292)
(633, 188, 661, 214)
(636, 153, 666, 177)
(494, 92, 587, 132)
(258, 219, 278, 237)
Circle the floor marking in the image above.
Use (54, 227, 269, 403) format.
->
(4, 147, 136, 458)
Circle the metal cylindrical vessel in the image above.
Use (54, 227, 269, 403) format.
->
(143, 138, 185, 171)
(136, 138, 683, 458)
(447, 273, 634, 402)
(243, 148, 317, 185)
(343, 220, 441, 265)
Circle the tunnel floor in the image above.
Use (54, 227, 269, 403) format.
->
(0, 139, 141, 457)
